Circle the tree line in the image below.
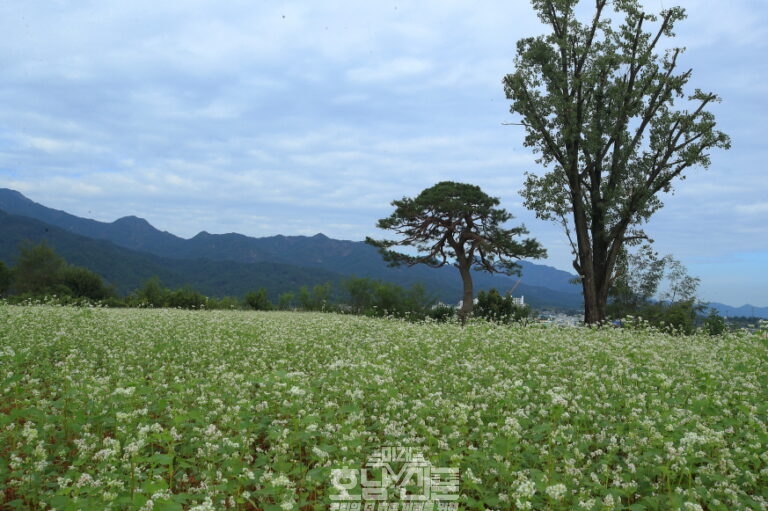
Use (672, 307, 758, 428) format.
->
(0, 241, 532, 324)
(0, 242, 114, 303)
(2, 238, 728, 333)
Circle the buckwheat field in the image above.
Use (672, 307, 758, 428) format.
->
(1, 305, 766, 510)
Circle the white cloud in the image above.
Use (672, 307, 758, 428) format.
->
(0, 0, 766, 306)
(347, 57, 434, 83)
(675, 0, 768, 49)
(735, 202, 768, 216)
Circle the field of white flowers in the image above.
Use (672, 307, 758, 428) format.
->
(1, 305, 767, 510)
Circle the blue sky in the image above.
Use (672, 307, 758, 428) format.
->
(1, 1, 766, 307)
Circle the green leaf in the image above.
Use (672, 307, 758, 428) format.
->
(153, 501, 184, 511)
(148, 453, 173, 466)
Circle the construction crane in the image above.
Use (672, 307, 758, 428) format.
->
(506, 277, 526, 307)
(508, 277, 522, 295)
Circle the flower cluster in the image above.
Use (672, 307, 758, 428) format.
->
(1, 305, 766, 509)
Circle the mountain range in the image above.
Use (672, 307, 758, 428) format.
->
(0, 188, 587, 310)
(2, 188, 767, 318)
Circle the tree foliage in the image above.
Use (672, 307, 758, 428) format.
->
(245, 288, 273, 311)
(366, 181, 546, 321)
(342, 277, 437, 319)
(609, 247, 705, 334)
(131, 278, 209, 309)
(60, 266, 113, 301)
(504, 0, 730, 323)
(608, 244, 666, 317)
(133, 276, 168, 307)
(9, 241, 113, 301)
(12, 241, 67, 296)
(475, 288, 531, 324)
(661, 256, 700, 304)
(0, 261, 12, 296)
(703, 308, 727, 336)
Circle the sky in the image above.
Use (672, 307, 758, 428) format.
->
(1, 1, 766, 307)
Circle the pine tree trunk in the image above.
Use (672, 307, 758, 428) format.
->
(458, 264, 474, 324)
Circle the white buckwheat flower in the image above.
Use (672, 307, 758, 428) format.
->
(545, 483, 567, 501)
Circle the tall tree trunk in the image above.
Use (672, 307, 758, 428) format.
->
(571, 187, 609, 324)
(580, 260, 609, 324)
(457, 263, 474, 324)
(588, 224, 625, 324)
(581, 277, 602, 324)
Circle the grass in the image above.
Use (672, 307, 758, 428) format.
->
(1, 305, 766, 510)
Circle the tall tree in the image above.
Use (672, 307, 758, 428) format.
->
(0, 261, 11, 296)
(11, 241, 67, 296)
(608, 245, 699, 320)
(660, 256, 700, 304)
(608, 244, 666, 317)
(504, 0, 730, 323)
(366, 181, 546, 321)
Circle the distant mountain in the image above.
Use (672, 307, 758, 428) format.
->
(0, 188, 584, 309)
(0, 188, 187, 254)
(709, 302, 768, 320)
(0, 210, 345, 298)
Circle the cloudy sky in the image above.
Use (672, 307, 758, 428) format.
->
(1, 1, 766, 307)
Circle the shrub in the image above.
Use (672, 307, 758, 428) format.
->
(0, 261, 11, 296)
(167, 286, 208, 309)
(475, 288, 530, 324)
(427, 303, 456, 322)
(133, 276, 169, 307)
(245, 288, 272, 310)
(60, 265, 114, 301)
(703, 308, 727, 336)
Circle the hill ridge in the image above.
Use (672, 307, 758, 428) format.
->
(0, 187, 584, 309)
(4, 188, 767, 316)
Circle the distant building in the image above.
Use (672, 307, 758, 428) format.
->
(457, 295, 525, 310)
